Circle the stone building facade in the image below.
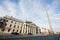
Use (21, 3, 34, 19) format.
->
(0, 16, 36, 35)
(0, 16, 55, 35)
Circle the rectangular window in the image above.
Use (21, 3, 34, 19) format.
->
(4, 19, 8, 22)
(8, 28, 10, 32)
(10, 24, 12, 27)
(13, 29, 15, 32)
(18, 26, 19, 28)
(15, 22, 16, 24)
(1, 29, 5, 31)
(11, 21, 13, 23)
(17, 30, 18, 32)
(14, 25, 16, 28)
(5, 23, 7, 26)
(20, 30, 21, 33)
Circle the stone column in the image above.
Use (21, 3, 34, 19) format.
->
(23, 23, 26, 34)
(30, 26, 32, 34)
(29, 27, 30, 33)
(28, 26, 29, 33)
(25, 24, 27, 34)
(27, 25, 28, 34)
(32, 27, 35, 34)
(30, 27, 31, 33)
(21, 24, 24, 34)
(33, 27, 36, 34)
(31, 27, 33, 34)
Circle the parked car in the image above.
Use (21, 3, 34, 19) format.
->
(28, 33, 32, 35)
(11, 32, 19, 35)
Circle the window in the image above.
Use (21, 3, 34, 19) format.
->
(15, 22, 16, 24)
(14, 25, 16, 28)
(20, 30, 21, 33)
(4, 19, 8, 22)
(5, 23, 7, 26)
(11, 21, 13, 23)
(26, 30, 27, 33)
(10, 24, 12, 27)
(18, 26, 19, 28)
(17, 30, 18, 32)
(13, 29, 15, 32)
(23, 30, 24, 33)
(1, 29, 5, 31)
(6, 20, 8, 22)
(8, 28, 10, 32)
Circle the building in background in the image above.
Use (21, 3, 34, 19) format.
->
(0, 16, 24, 35)
(0, 16, 59, 35)
(23, 21, 36, 35)
(40, 28, 50, 35)
(0, 16, 37, 35)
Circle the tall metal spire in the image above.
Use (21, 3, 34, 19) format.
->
(44, 6, 54, 34)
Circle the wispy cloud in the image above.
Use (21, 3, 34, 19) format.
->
(0, 0, 60, 32)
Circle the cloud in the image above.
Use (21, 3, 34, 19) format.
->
(10, 0, 20, 4)
(0, 6, 7, 17)
(0, 0, 60, 32)
(42, 0, 60, 32)
(0, 0, 17, 18)
(19, 0, 60, 32)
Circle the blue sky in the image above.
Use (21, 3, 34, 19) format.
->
(0, 0, 60, 32)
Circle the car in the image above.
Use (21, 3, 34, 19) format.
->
(11, 32, 19, 35)
(28, 33, 32, 35)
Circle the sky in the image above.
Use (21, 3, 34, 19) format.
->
(0, 0, 60, 32)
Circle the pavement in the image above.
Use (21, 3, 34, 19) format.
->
(0, 34, 60, 40)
